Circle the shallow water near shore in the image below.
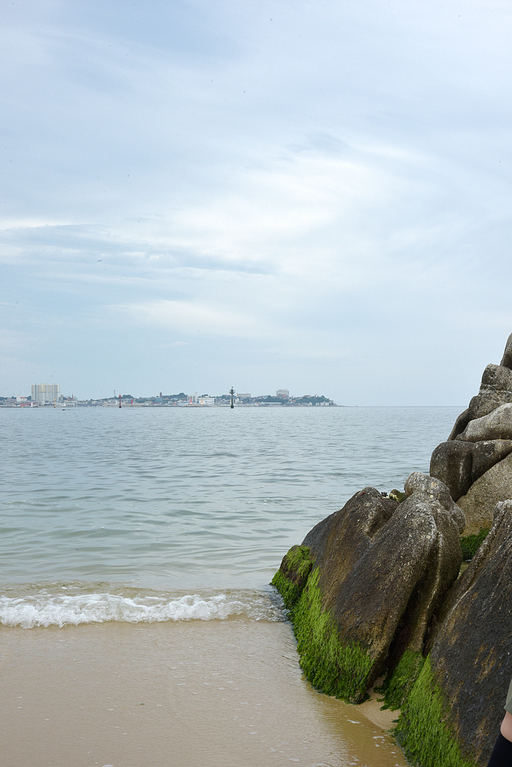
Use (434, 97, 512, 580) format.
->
(0, 406, 461, 765)
(0, 620, 404, 767)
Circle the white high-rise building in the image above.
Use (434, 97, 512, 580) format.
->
(31, 383, 61, 404)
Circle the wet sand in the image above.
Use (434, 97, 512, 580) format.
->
(0, 620, 408, 767)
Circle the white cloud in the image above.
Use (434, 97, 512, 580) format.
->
(113, 299, 274, 340)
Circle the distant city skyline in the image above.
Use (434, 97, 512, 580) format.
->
(1, 385, 336, 406)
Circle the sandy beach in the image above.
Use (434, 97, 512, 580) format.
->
(0, 619, 407, 767)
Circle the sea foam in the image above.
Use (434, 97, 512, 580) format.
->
(0, 586, 285, 628)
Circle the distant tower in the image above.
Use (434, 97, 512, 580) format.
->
(230, 387, 235, 409)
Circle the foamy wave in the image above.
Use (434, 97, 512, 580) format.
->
(0, 587, 285, 628)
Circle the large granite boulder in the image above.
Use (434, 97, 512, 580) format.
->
(430, 440, 474, 501)
(467, 364, 512, 420)
(458, 402, 512, 442)
(272, 474, 463, 704)
(501, 333, 512, 368)
(430, 332, 512, 534)
(430, 439, 512, 503)
(396, 500, 512, 767)
(457, 452, 512, 536)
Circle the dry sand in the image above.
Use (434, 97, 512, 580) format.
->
(0, 619, 408, 767)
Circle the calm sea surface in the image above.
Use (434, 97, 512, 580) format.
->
(1, 406, 462, 766)
(0, 405, 460, 627)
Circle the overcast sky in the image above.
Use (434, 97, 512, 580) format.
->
(1, 0, 512, 404)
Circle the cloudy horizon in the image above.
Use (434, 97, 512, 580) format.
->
(2, 0, 512, 404)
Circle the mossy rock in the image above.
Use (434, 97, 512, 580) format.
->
(389, 488, 407, 503)
(395, 657, 477, 767)
(460, 527, 489, 561)
(271, 544, 313, 609)
(380, 649, 425, 710)
(291, 568, 373, 703)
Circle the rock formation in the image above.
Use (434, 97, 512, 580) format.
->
(430, 332, 512, 534)
(272, 473, 463, 704)
(273, 337, 512, 767)
(396, 500, 512, 767)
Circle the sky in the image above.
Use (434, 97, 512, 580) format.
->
(1, 0, 512, 404)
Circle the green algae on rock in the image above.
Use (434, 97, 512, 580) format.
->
(270, 333, 512, 767)
(272, 471, 512, 765)
(460, 527, 489, 561)
(272, 546, 374, 702)
(414, 500, 512, 766)
(271, 544, 313, 609)
(395, 657, 477, 767)
(292, 567, 374, 703)
(379, 649, 425, 711)
(272, 476, 463, 710)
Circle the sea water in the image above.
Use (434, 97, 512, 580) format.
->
(0, 405, 461, 766)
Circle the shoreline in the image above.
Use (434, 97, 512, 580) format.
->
(357, 689, 399, 732)
(0, 620, 407, 767)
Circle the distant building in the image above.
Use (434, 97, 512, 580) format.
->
(31, 383, 61, 404)
(276, 389, 289, 399)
